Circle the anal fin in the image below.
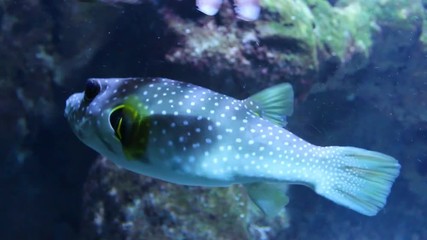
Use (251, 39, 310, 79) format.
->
(244, 182, 289, 217)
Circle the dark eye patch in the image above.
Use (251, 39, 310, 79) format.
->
(109, 105, 150, 160)
(109, 106, 125, 140)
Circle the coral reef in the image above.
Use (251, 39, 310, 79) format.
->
(163, 0, 318, 96)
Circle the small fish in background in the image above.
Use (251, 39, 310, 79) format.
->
(65, 78, 400, 217)
(197, 0, 260, 21)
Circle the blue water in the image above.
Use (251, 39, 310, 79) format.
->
(1, 1, 426, 239)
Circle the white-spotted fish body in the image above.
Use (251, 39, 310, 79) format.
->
(65, 77, 400, 217)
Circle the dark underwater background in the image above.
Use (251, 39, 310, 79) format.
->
(1, 0, 426, 239)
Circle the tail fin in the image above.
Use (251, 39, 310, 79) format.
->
(314, 146, 400, 216)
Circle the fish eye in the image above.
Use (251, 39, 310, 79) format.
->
(84, 79, 100, 102)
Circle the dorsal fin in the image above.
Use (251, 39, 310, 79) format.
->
(243, 83, 294, 127)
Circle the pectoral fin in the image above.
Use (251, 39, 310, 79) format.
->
(244, 182, 289, 217)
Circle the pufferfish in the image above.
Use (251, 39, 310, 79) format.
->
(65, 77, 400, 217)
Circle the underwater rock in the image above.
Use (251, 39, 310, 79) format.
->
(81, 157, 289, 240)
(163, 0, 318, 96)
(161, 0, 381, 95)
(0, 1, 70, 239)
(0, 0, 120, 163)
(0, 0, 56, 164)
